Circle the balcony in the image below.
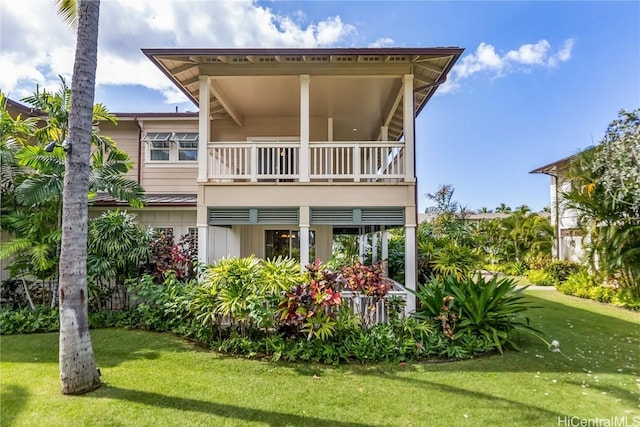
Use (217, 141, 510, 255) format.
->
(207, 141, 405, 183)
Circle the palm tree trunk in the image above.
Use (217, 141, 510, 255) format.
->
(58, 0, 101, 395)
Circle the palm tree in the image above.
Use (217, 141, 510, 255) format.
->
(495, 203, 512, 213)
(56, 0, 102, 395)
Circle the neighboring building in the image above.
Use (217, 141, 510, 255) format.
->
(4, 47, 463, 311)
(530, 155, 585, 262)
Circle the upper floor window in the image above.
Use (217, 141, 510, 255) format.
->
(143, 132, 198, 163)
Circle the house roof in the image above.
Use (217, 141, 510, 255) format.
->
(143, 47, 463, 142)
(529, 153, 577, 175)
(92, 193, 197, 207)
(5, 98, 44, 118)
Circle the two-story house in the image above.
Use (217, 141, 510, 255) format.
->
(7, 47, 463, 312)
(530, 155, 584, 262)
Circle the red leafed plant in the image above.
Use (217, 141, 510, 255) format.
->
(278, 259, 344, 340)
(341, 262, 393, 327)
(341, 262, 392, 297)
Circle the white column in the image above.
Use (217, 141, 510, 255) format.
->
(381, 226, 389, 260)
(198, 76, 211, 183)
(299, 206, 310, 269)
(358, 233, 366, 264)
(371, 231, 379, 263)
(381, 126, 388, 142)
(327, 117, 334, 141)
(404, 225, 417, 314)
(197, 225, 208, 265)
(300, 75, 310, 182)
(403, 74, 415, 182)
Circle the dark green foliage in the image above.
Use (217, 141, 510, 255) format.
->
(414, 274, 539, 353)
(0, 306, 137, 335)
(546, 260, 583, 284)
(87, 210, 152, 310)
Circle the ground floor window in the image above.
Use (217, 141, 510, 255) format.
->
(265, 229, 315, 260)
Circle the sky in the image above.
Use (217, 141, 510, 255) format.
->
(1, 1, 638, 213)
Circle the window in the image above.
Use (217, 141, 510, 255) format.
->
(174, 133, 199, 161)
(146, 133, 171, 161)
(143, 132, 198, 162)
(265, 229, 315, 260)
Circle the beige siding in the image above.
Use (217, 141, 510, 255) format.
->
(142, 166, 198, 193)
(139, 119, 199, 193)
(97, 120, 140, 181)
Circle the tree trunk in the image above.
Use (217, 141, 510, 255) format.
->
(59, 0, 101, 395)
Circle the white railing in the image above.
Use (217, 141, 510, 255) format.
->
(310, 142, 405, 181)
(207, 141, 404, 182)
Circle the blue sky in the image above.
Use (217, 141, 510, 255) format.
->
(1, 1, 638, 212)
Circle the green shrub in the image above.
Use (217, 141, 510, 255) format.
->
(502, 259, 528, 276)
(526, 269, 555, 286)
(546, 260, 583, 284)
(413, 274, 539, 353)
(526, 253, 552, 271)
(612, 289, 640, 311)
(0, 306, 137, 335)
(557, 271, 616, 303)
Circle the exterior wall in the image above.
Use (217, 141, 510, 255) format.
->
(97, 120, 139, 181)
(198, 182, 415, 219)
(140, 119, 199, 194)
(89, 207, 197, 239)
(552, 166, 584, 263)
(211, 117, 329, 142)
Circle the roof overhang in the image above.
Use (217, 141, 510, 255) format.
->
(143, 47, 463, 141)
(529, 154, 577, 175)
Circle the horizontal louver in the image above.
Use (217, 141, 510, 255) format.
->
(311, 207, 405, 225)
(311, 208, 354, 225)
(257, 208, 298, 224)
(361, 208, 405, 225)
(208, 208, 251, 225)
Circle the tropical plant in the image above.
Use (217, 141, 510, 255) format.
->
(563, 109, 640, 298)
(87, 210, 152, 310)
(413, 274, 539, 353)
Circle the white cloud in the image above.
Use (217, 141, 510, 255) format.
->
(368, 37, 395, 48)
(0, 0, 358, 107)
(442, 38, 575, 94)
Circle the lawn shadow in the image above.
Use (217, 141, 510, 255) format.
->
(0, 384, 29, 427)
(93, 385, 378, 427)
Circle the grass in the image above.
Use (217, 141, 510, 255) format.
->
(1, 290, 639, 427)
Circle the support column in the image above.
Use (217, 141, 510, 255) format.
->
(327, 117, 334, 142)
(381, 226, 389, 276)
(300, 75, 310, 182)
(299, 206, 310, 269)
(381, 226, 389, 261)
(404, 225, 417, 314)
(197, 224, 208, 265)
(371, 231, 379, 263)
(403, 74, 415, 182)
(198, 76, 211, 183)
(358, 232, 366, 264)
(381, 126, 388, 142)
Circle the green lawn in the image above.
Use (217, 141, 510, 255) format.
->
(1, 290, 639, 427)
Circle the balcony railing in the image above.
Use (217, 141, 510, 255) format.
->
(207, 141, 405, 182)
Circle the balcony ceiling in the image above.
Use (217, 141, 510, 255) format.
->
(143, 48, 463, 141)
